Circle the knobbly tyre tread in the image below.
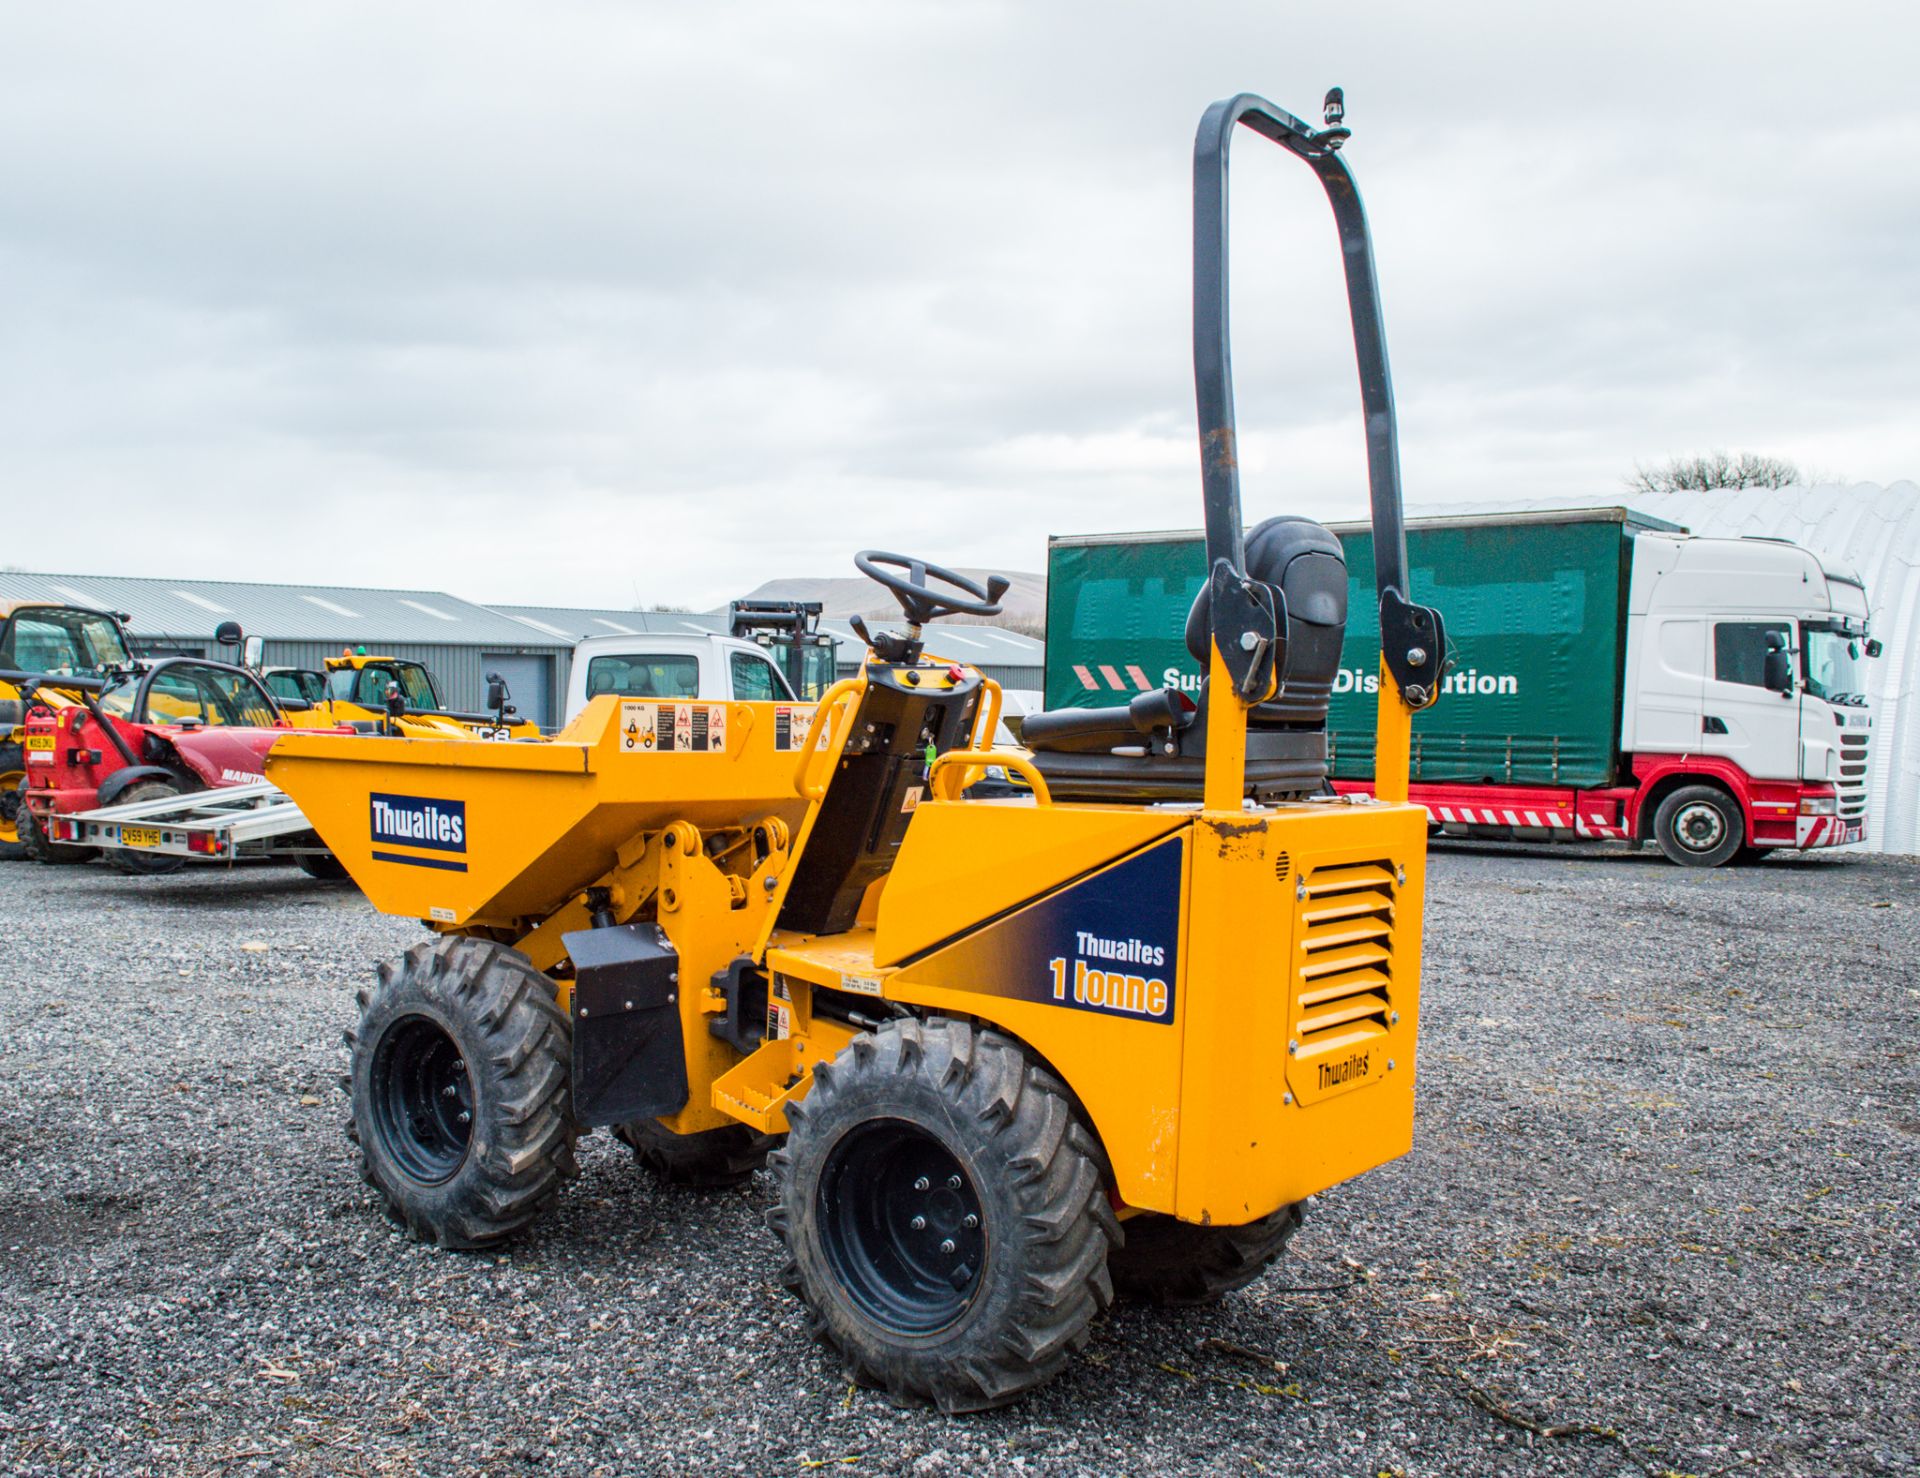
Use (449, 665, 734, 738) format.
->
(0, 745, 29, 861)
(769, 1016, 1120, 1413)
(612, 1117, 778, 1188)
(343, 935, 577, 1249)
(105, 779, 188, 876)
(1106, 1201, 1305, 1305)
(16, 779, 94, 864)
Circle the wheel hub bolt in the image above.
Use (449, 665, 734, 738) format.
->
(456, 1111, 471, 1125)
(442, 1084, 458, 1098)
(913, 1176, 930, 1192)
(963, 1213, 978, 1229)
(910, 1215, 927, 1231)
(940, 1239, 956, 1255)
(946, 1174, 962, 1189)
(452, 1061, 465, 1073)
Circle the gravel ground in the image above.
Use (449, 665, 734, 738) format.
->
(0, 843, 1915, 1477)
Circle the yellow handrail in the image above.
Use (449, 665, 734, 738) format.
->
(928, 749, 1052, 805)
(793, 677, 862, 801)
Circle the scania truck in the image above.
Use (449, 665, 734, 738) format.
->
(1045, 509, 1877, 867)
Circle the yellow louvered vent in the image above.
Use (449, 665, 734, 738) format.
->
(1288, 859, 1398, 1104)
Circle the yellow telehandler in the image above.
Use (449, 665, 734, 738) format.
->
(267, 89, 1447, 1411)
(310, 651, 542, 739)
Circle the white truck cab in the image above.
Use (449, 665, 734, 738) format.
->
(562, 631, 800, 725)
(1622, 533, 1875, 848)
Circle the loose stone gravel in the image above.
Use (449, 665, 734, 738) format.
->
(0, 844, 1914, 1476)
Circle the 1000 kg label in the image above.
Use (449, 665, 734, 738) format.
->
(1047, 957, 1170, 1021)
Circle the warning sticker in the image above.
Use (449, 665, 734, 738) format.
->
(619, 703, 658, 753)
(773, 705, 817, 752)
(622, 702, 729, 753)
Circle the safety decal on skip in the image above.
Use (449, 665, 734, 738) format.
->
(621, 702, 728, 753)
(772, 705, 817, 752)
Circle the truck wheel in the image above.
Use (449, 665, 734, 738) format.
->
(614, 1117, 777, 1188)
(1652, 785, 1744, 868)
(1107, 1202, 1304, 1305)
(345, 936, 577, 1248)
(0, 748, 29, 860)
(770, 1017, 1119, 1413)
(297, 851, 351, 881)
(17, 783, 95, 864)
(105, 779, 188, 876)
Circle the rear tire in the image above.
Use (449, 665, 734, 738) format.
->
(1652, 784, 1744, 869)
(613, 1116, 776, 1188)
(18, 784, 95, 864)
(345, 936, 577, 1248)
(771, 1017, 1118, 1412)
(297, 851, 351, 881)
(1107, 1202, 1304, 1305)
(105, 779, 189, 876)
(0, 744, 28, 860)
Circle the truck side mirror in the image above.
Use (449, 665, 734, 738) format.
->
(214, 621, 245, 647)
(1763, 647, 1793, 695)
(485, 671, 510, 712)
(243, 635, 265, 669)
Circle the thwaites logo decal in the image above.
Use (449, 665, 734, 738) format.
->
(370, 792, 468, 872)
(906, 837, 1182, 1025)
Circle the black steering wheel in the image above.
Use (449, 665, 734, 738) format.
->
(855, 550, 1009, 626)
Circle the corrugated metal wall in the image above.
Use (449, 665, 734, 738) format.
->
(263, 641, 563, 721)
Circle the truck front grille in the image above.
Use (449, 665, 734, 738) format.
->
(1837, 722, 1871, 819)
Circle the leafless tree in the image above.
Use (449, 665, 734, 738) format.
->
(1627, 451, 1801, 494)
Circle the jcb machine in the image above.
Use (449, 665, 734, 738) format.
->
(729, 599, 840, 701)
(0, 600, 141, 860)
(313, 652, 542, 738)
(269, 91, 1445, 1411)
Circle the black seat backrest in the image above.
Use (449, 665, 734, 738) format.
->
(777, 669, 983, 936)
(1184, 515, 1347, 727)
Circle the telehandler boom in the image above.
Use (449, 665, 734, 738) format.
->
(268, 89, 1446, 1412)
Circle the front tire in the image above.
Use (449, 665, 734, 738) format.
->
(1108, 1203, 1304, 1305)
(106, 779, 189, 876)
(771, 1017, 1118, 1412)
(345, 936, 577, 1248)
(1652, 784, 1744, 868)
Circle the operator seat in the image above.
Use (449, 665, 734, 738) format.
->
(1023, 516, 1348, 803)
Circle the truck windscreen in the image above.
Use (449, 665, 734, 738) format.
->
(1802, 625, 1869, 704)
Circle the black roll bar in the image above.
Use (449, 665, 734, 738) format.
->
(1191, 92, 1443, 707)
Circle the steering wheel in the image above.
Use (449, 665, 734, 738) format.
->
(855, 550, 1009, 626)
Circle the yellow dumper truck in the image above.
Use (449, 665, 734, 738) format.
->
(268, 89, 1446, 1411)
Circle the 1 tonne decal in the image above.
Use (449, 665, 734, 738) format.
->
(905, 837, 1183, 1025)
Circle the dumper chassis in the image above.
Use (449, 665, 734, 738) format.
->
(271, 90, 1447, 1411)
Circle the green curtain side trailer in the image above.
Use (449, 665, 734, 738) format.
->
(1045, 509, 1670, 788)
(1044, 507, 1875, 867)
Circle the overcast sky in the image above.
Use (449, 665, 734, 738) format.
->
(3, 1, 1915, 611)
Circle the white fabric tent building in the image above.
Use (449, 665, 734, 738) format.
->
(1413, 483, 1920, 857)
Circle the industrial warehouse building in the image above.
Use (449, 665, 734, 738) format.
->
(0, 573, 575, 725)
(0, 574, 1048, 730)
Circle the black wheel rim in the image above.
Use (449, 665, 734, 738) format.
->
(370, 1014, 475, 1185)
(817, 1118, 986, 1335)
